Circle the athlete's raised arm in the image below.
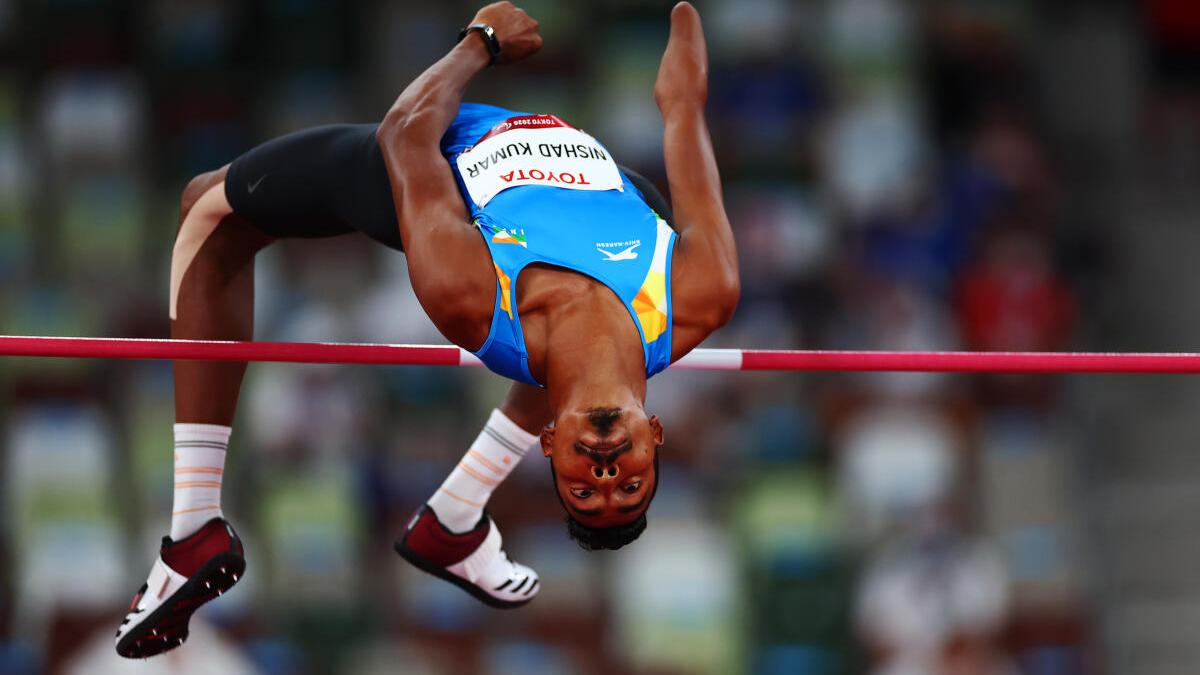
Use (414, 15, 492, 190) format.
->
(374, 3, 541, 348)
(656, 2, 740, 359)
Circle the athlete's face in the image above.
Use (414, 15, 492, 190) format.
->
(542, 406, 662, 528)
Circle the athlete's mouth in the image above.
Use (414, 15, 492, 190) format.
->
(574, 439, 633, 466)
(577, 437, 630, 452)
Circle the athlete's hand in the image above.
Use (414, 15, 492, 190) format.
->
(654, 2, 708, 117)
(470, 2, 542, 65)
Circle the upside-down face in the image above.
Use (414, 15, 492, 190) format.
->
(542, 406, 662, 537)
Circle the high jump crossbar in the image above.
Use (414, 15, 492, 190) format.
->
(1, 335, 1199, 373)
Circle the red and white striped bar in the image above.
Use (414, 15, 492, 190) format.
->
(3, 335, 1200, 373)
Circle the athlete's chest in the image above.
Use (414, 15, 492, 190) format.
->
(513, 266, 643, 382)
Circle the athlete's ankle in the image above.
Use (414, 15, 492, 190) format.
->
(426, 499, 483, 534)
(426, 409, 537, 533)
(170, 423, 231, 541)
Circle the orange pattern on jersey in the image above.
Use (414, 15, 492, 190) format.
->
(633, 269, 667, 343)
(494, 263, 513, 319)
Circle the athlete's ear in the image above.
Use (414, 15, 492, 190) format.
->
(649, 415, 664, 446)
(540, 425, 555, 457)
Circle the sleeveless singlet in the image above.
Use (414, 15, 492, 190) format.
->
(441, 103, 676, 386)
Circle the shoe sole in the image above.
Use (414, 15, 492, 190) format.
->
(116, 552, 245, 659)
(394, 538, 532, 610)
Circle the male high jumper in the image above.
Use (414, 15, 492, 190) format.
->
(117, 1, 737, 658)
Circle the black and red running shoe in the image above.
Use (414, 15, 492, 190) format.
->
(115, 518, 245, 659)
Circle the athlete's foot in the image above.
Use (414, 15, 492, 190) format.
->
(395, 505, 539, 609)
(115, 518, 245, 659)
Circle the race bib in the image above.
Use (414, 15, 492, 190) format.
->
(456, 115, 624, 207)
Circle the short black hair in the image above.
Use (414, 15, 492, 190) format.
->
(550, 453, 660, 551)
(565, 511, 647, 551)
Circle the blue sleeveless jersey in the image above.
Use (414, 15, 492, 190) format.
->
(441, 103, 676, 386)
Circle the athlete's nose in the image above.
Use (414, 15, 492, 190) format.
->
(591, 465, 619, 480)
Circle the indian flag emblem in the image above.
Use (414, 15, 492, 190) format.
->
(491, 229, 527, 247)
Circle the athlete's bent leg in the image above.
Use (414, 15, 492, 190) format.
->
(426, 384, 549, 530)
(172, 167, 274, 425)
(396, 383, 551, 608)
(117, 168, 271, 659)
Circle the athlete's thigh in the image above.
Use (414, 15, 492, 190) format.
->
(224, 124, 393, 245)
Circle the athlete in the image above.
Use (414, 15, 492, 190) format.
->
(116, 1, 737, 658)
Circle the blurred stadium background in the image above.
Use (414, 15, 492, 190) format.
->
(3, 0, 1200, 673)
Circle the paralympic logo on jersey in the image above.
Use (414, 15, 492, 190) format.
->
(477, 114, 572, 143)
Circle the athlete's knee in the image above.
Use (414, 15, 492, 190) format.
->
(179, 166, 229, 225)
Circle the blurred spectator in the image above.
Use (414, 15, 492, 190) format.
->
(856, 514, 1017, 675)
(957, 226, 1076, 355)
(956, 225, 1076, 409)
(837, 404, 962, 542)
(1142, 0, 1200, 181)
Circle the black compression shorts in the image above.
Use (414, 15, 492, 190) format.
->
(224, 123, 673, 252)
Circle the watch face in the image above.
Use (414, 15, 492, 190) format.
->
(480, 25, 500, 58)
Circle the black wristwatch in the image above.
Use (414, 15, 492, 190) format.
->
(459, 23, 502, 65)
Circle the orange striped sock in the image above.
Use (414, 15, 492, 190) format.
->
(427, 409, 538, 532)
(170, 423, 230, 540)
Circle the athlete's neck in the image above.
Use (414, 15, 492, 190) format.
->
(541, 292, 647, 417)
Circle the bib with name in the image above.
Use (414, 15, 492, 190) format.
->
(455, 114, 624, 207)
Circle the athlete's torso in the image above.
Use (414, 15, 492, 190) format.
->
(441, 103, 676, 386)
(224, 106, 678, 387)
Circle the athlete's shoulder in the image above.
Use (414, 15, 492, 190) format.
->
(458, 102, 523, 123)
(441, 103, 531, 155)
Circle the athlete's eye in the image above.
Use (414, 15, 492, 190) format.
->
(622, 482, 641, 494)
(570, 488, 593, 499)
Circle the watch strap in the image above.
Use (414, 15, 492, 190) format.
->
(459, 23, 502, 65)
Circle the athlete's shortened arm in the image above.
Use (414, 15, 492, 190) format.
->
(656, 3, 740, 354)
(375, 2, 542, 241)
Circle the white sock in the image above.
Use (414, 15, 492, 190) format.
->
(427, 409, 538, 533)
(170, 423, 231, 541)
